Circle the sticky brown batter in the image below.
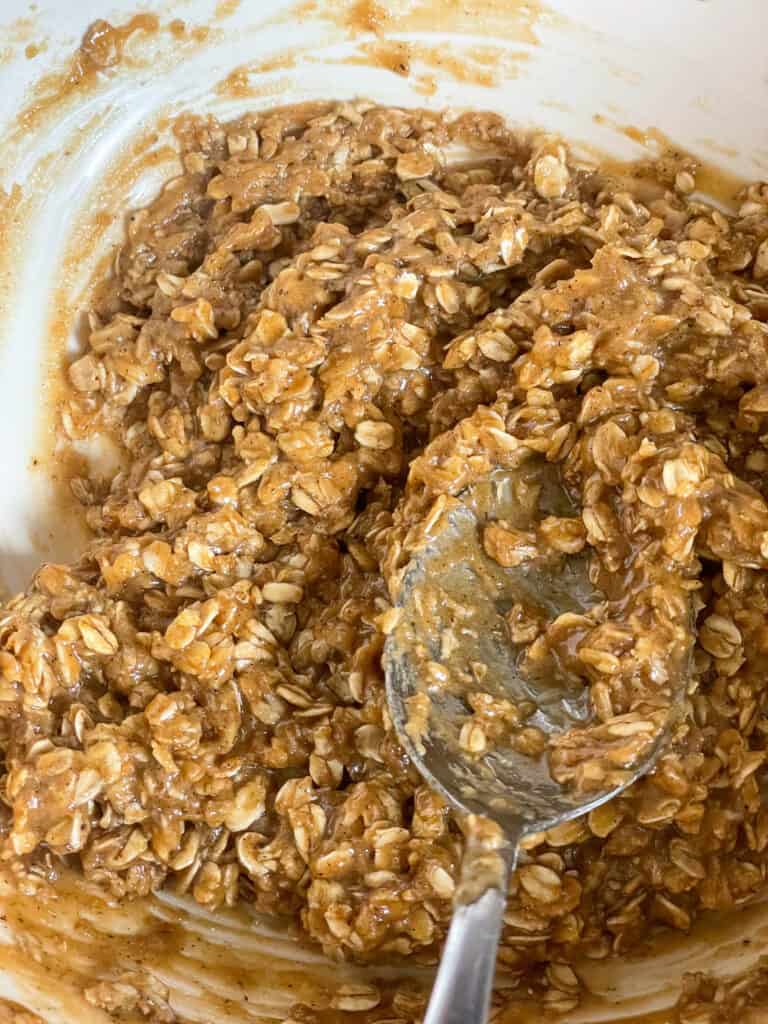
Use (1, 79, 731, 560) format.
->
(3, 100, 768, 1019)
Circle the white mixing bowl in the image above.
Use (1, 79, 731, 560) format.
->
(0, 2, 767, 1020)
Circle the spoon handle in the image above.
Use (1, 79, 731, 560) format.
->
(424, 840, 518, 1024)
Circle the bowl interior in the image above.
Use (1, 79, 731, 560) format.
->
(0, 1, 767, 1020)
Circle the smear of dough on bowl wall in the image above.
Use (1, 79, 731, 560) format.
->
(1, 1, 768, 1022)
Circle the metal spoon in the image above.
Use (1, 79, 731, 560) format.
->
(384, 460, 690, 1024)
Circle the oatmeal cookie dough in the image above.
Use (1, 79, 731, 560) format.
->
(3, 103, 768, 1009)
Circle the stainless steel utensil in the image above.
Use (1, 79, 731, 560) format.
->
(384, 462, 688, 1024)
